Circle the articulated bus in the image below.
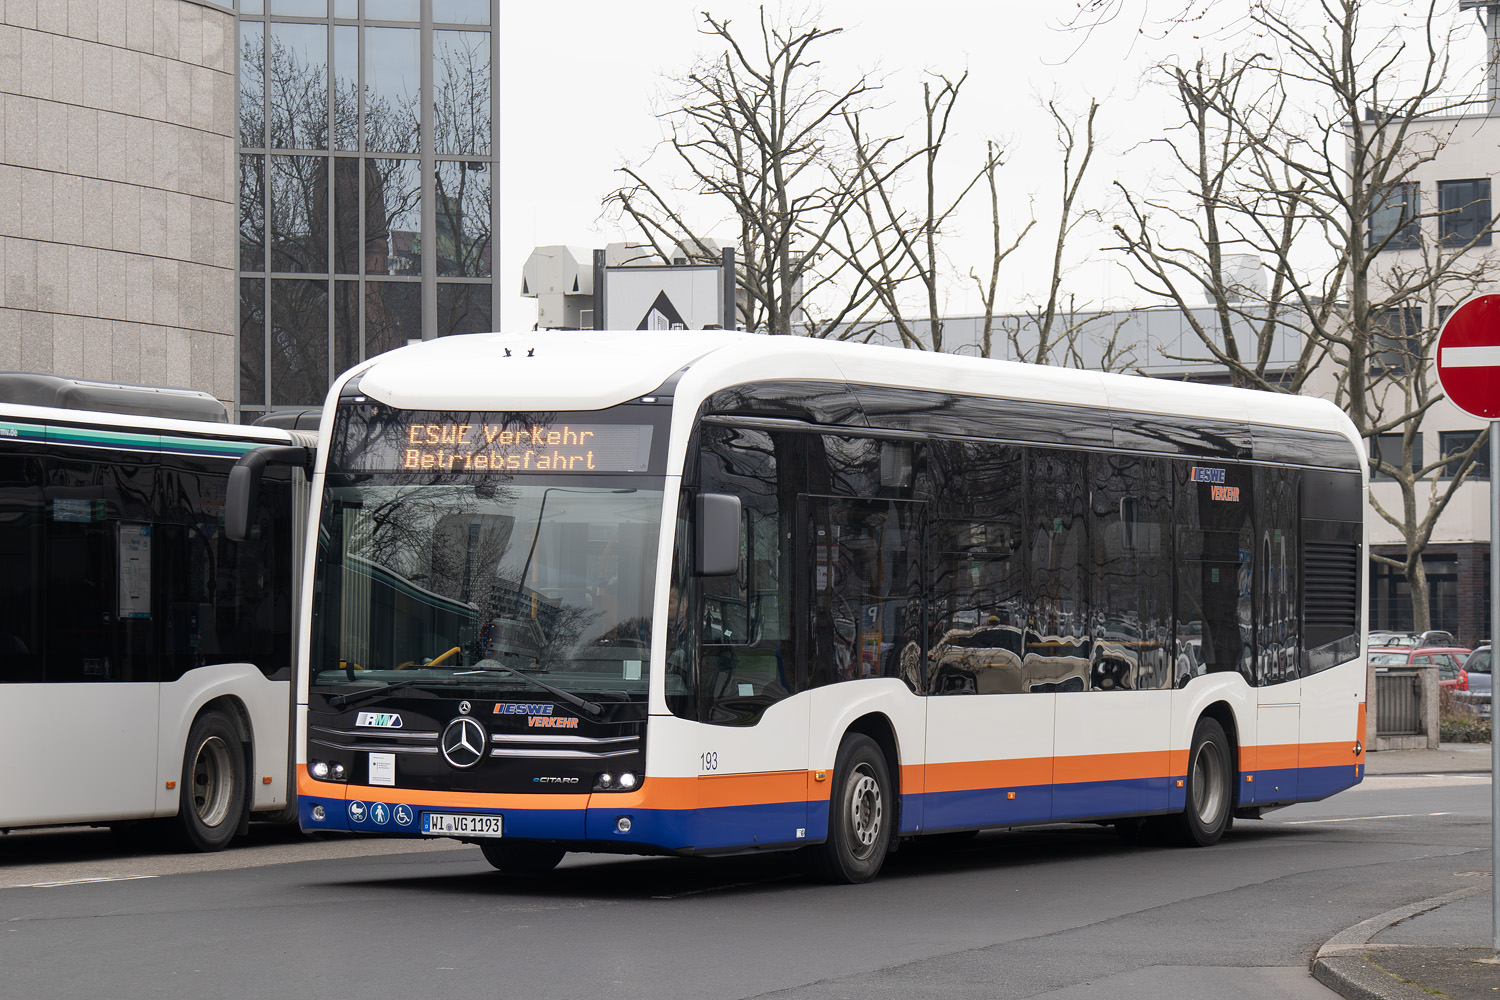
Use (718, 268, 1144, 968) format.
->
(0, 374, 314, 850)
(258, 331, 1366, 882)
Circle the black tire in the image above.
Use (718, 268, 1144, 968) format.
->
(1166, 716, 1233, 847)
(479, 840, 566, 874)
(176, 710, 247, 852)
(808, 734, 893, 884)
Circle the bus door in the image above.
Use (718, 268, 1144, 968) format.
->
(1252, 469, 1301, 803)
(34, 456, 161, 825)
(803, 495, 925, 835)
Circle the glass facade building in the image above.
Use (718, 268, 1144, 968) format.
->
(237, 0, 498, 420)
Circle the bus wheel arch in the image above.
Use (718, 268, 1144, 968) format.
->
(843, 711, 901, 828)
(1165, 706, 1237, 847)
(808, 713, 900, 884)
(175, 699, 252, 852)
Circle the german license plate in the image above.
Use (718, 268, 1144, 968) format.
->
(422, 812, 503, 837)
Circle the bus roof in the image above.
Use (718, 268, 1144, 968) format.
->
(0, 372, 230, 423)
(347, 331, 1356, 444)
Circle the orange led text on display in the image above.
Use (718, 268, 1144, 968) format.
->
(402, 423, 600, 472)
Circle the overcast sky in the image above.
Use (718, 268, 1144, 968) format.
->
(493, 1, 1488, 331)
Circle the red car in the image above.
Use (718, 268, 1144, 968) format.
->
(1369, 643, 1474, 690)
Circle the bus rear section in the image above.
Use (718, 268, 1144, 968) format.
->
(0, 374, 313, 850)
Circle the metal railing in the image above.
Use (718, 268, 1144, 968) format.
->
(1376, 669, 1423, 736)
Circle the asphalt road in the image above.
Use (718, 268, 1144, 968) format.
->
(0, 773, 1491, 1000)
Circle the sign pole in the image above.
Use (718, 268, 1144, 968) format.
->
(1428, 294, 1500, 958)
(1492, 420, 1498, 957)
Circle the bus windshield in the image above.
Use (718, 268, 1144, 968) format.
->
(311, 477, 663, 700)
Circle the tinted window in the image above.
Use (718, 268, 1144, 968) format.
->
(1174, 461, 1253, 687)
(0, 445, 292, 686)
(0, 454, 45, 682)
(692, 425, 796, 726)
(1255, 466, 1299, 686)
(1090, 454, 1171, 691)
(806, 496, 924, 695)
(1026, 450, 1089, 693)
(158, 460, 294, 682)
(927, 441, 1025, 695)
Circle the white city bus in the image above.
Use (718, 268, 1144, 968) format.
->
(0, 374, 314, 850)
(262, 331, 1367, 882)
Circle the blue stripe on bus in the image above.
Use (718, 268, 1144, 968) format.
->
(301, 765, 1366, 852)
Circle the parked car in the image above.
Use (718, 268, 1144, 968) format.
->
(1368, 642, 1473, 690)
(1460, 645, 1491, 716)
(1368, 629, 1458, 649)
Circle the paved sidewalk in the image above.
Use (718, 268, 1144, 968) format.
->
(1364, 742, 1494, 777)
(1315, 743, 1496, 1000)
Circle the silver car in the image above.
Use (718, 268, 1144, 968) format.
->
(1463, 645, 1491, 717)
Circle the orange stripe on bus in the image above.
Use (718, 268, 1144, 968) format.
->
(1053, 750, 1175, 785)
(298, 736, 1364, 816)
(924, 757, 1053, 794)
(298, 765, 591, 810)
(1255, 744, 1300, 770)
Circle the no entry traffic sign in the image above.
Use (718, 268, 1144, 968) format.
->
(1436, 294, 1500, 420)
(1435, 295, 1500, 955)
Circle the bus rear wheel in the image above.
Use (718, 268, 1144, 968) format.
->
(1167, 716, 1233, 847)
(479, 840, 566, 874)
(808, 734, 892, 884)
(176, 710, 246, 852)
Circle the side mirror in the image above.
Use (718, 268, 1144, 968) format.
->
(225, 445, 311, 541)
(695, 492, 741, 577)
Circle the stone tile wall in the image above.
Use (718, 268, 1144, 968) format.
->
(0, 0, 236, 403)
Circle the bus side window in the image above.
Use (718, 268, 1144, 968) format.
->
(690, 425, 794, 727)
(1174, 462, 1253, 687)
(0, 454, 45, 683)
(1090, 454, 1172, 692)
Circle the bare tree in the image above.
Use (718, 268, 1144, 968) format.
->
(606, 8, 874, 335)
(830, 73, 999, 351)
(1112, 0, 1498, 631)
(970, 140, 1036, 359)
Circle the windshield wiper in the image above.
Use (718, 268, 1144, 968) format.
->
(465, 660, 603, 718)
(327, 676, 463, 710)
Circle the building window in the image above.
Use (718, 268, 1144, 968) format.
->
(1370, 432, 1423, 481)
(1438, 178, 1492, 247)
(237, 2, 499, 420)
(1368, 182, 1420, 251)
(1440, 429, 1490, 479)
(1369, 307, 1422, 375)
(1369, 553, 1459, 636)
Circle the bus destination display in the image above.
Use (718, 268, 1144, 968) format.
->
(391, 420, 653, 473)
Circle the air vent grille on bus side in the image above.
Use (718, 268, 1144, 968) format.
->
(1303, 539, 1359, 629)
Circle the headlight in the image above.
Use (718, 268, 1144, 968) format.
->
(594, 771, 641, 792)
(309, 759, 347, 782)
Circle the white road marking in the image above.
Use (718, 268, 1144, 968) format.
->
(14, 875, 160, 889)
(1279, 812, 1452, 826)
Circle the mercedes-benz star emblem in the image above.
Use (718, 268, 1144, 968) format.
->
(441, 716, 486, 769)
(459, 700, 472, 715)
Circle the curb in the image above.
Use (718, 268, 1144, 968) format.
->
(1311, 887, 1486, 1000)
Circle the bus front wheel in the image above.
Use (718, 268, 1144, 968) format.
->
(1167, 716, 1233, 847)
(479, 840, 566, 874)
(176, 710, 247, 852)
(809, 734, 892, 884)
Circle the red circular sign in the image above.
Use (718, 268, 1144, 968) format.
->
(1436, 294, 1500, 420)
